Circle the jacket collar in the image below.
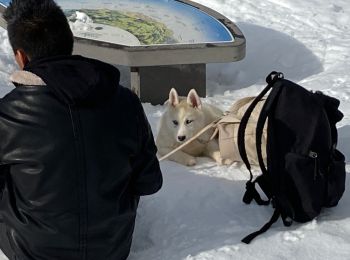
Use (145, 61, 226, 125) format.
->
(10, 71, 46, 87)
(24, 55, 120, 105)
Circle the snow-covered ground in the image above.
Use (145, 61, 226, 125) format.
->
(0, 0, 350, 259)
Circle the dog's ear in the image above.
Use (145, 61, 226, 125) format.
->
(169, 88, 179, 107)
(187, 89, 202, 109)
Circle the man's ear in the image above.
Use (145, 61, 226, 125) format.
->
(14, 49, 29, 70)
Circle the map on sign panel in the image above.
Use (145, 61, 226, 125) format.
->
(0, 0, 234, 46)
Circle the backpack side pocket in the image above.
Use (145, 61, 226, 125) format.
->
(325, 149, 346, 207)
(284, 152, 326, 222)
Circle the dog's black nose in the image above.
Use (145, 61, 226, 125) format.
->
(178, 136, 186, 142)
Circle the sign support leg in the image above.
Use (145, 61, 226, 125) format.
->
(130, 67, 141, 98)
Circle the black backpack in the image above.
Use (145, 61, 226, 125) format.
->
(238, 71, 346, 244)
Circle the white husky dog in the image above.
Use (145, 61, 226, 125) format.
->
(156, 88, 228, 166)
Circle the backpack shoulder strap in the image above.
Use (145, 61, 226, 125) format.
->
(241, 208, 281, 244)
(251, 80, 283, 202)
(238, 72, 284, 181)
(255, 80, 283, 176)
(238, 72, 284, 206)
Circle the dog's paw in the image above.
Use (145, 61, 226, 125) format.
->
(186, 157, 197, 166)
(215, 157, 233, 166)
(223, 158, 234, 165)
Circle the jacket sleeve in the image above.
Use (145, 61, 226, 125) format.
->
(130, 95, 163, 196)
(0, 101, 7, 194)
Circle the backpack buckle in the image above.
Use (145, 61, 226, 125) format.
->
(243, 181, 270, 206)
(266, 71, 284, 85)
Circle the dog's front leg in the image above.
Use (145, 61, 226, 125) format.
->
(158, 147, 197, 166)
(204, 140, 233, 165)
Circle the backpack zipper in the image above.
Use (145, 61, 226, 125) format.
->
(309, 151, 319, 180)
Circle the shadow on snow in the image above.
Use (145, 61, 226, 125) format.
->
(206, 22, 324, 95)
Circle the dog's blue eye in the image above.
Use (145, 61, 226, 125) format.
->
(173, 120, 178, 126)
(186, 120, 193, 125)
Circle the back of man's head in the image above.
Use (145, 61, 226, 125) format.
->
(4, 0, 74, 61)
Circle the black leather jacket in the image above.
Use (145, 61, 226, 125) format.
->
(0, 55, 162, 260)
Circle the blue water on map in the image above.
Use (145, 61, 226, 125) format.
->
(0, 0, 10, 7)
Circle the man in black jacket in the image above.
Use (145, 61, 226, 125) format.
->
(0, 0, 162, 259)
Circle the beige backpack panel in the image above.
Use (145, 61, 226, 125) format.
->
(217, 97, 267, 165)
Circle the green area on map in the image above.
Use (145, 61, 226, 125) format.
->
(65, 9, 177, 45)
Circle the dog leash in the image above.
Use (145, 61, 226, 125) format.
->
(158, 118, 221, 162)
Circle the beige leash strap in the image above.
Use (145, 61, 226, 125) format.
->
(159, 118, 221, 162)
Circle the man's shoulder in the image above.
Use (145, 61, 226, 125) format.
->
(0, 87, 17, 106)
(117, 85, 142, 108)
(0, 70, 48, 103)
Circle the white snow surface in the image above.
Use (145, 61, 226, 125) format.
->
(1, 0, 350, 259)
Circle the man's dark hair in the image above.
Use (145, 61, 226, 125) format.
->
(3, 0, 74, 60)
